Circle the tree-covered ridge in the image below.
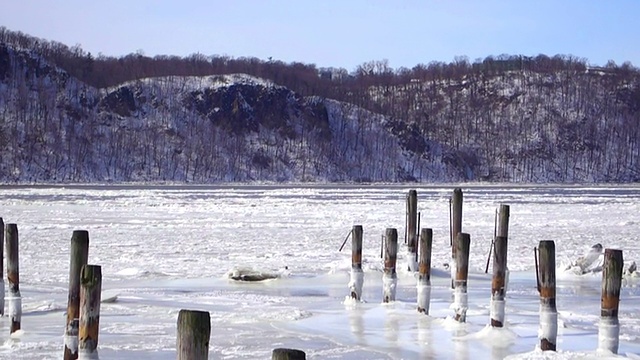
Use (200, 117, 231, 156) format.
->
(0, 27, 639, 183)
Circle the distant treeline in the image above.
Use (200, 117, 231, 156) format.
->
(2, 26, 637, 94)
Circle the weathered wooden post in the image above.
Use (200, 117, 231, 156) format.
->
(450, 188, 463, 288)
(486, 204, 510, 275)
(598, 249, 623, 354)
(497, 204, 510, 239)
(490, 236, 508, 327)
(0, 217, 4, 317)
(5, 223, 21, 334)
(537, 241, 557, 351)
(406, 190, 418, 272)
(177, 309, 211, 360)
(349, 225, 364, 300)
(453, 232, 470, 322)
(272, 348, 306, 360)
(78, 265, 102, 360)
(417, 228, 433, 314)
(383, 228, 398, 303)
(64, 230, 90, 360)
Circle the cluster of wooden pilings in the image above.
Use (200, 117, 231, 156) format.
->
(0, 221, 103, 360)
(346, 188, 626, 354)
(0, 186, 627, 357)
(0, 218, 305, 360)
(535, 242, 624, 353)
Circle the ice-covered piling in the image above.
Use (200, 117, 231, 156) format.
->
(177, 309, 211, 360)
(78, 265, 102, 360)
(490, 236, 508, 327)
(450, 188, 463, 289)
(382, 228, 398, 303)
(453, 232, 470, 322)
(349, 225, 364, 300)
(417, 228, 433, 314)
(406, 190, 418, 272)
(65, 230, 90, 360)
(537, 240, 557, 351)
(598, 249, 623, 354)
(6, 223, 21, 334)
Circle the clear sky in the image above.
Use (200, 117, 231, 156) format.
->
(1, 0, 638, 71)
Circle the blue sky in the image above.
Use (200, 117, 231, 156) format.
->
(1, 1, 638, 71)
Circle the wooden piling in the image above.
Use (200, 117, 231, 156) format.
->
(450, 188, 463, 288)
(272, 348, 306, 360)
(5, 223, 21, 334)
(453, 232, 470, 322)
(64, 230, 90, 360)
(417, 228, 433, 314)
(78, 265, 102, 360)
(490, 236, 508, 327)
(486, 204, 510, 274)
(350, 225, 364, 300)
(177, 309, 211, 360)
(383, 228, 398, 303)
(451, 188, 463, 246)
(0, 217, 4, 317)
(407, 190, 418, 272)
(598, 249, 623, 354)
(537, 241, 557, 351)
(497, 204, 510, 239)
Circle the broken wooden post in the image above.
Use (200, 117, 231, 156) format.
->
(453, 232, 470, 322)
(383, 228, 398, 303)
(64, 230, 90, 360)
(0, 217, 4, 317)
(598, 249, 623, 354)
(537, 240, 557, 351)
(490, 236, 508, 327)
(272, 348, 306, 360)
(5, 223, 21, 334)
(406, 190, 418, 272)
(450, 188, 463, 288)
(349, 225, 364, 300)
(78, 265, 102, 360)
(417, 228, 433, 314)
(177, 309, 211, 360)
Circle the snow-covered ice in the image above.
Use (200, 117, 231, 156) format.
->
(0, 184, 639, 359)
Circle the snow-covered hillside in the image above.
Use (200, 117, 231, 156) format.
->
(1, 39, 639, 184)
(0, 44, 461, 183)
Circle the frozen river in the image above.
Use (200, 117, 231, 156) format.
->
(0, 184, 639, 359)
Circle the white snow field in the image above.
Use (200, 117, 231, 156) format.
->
(0, 184, 639, 359)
